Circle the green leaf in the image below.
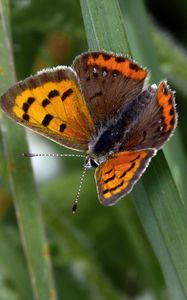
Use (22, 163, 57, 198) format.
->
(80, 0, 187, 299)
(0, 1, 57, 299)
(44, 199, 125, 300)
(0, 227, 32, 300)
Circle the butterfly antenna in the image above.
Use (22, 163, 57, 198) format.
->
(22, 152, 85, 158)
(72, 165, 87, 214)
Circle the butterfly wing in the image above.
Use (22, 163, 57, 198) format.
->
(0, 67, 95, 151)
(73, 51, 148, 125)
(95, 149, 156, 205)
(122, 81, 177, 151)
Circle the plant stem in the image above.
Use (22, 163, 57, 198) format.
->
(0, 1, 57, 299)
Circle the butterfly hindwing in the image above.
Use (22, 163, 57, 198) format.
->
(0, 67, 95, 151)
(95, 149, 156, 205)
(73, 51, 148, 125)
(122, 81, 177, 151)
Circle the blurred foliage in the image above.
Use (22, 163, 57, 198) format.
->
(0, 0, 187, 299)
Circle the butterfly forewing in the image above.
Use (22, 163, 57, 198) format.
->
(95, 149, 156, 205)
(0, 67, 95, 151)
(73, 51, 148, 125)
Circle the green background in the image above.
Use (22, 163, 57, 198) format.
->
(0, 0, 187, 299)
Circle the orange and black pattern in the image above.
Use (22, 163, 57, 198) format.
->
(0, 67, 95, 151)
(0, 51, 177, 205)
(96, 149, 155, 205)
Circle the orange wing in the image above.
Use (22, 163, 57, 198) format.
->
(95, 149, 156, 205)
(0, 67, 95, 151)
(73, 51, 148, 124)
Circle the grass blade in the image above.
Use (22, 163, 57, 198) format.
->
(80, 0, 129, 52)
(44, 203, 126, 300)
(0, 227, 33, 300)
(80, 0, 187, 298)
(0, 1, 57, 299)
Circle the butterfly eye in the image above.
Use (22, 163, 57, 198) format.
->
(90, 159, 99, 168)
(84, 156, 99, 169)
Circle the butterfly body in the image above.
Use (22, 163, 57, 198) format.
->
(85, 83, 159, 172)
(88, 87, 152, 158)
(0, 51, 177, 206)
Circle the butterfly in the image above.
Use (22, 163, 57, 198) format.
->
(0, 51, 177, 206)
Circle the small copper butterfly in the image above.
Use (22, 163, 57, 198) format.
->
(0, 51, 177, 206)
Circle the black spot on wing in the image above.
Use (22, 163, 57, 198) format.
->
(104, 169, 113, 175)
(61, 88, 73, 101)
(22, 97, 35, 112)
(22, 103, 29, 113)
(169, 107, 174, 116)
(103, 53, 111, 60)
(22, 113, 30, 121)
(119, 162, 136, 179)
(42, 114, 53, 126)
(103, 180, 124, 194)
(27, 97, 35, 105)
(48, 89, 60, 99)
(115, 56, 126, 63)
(104, 174, 115, 184)
(91, 53, 100, 59)
(129, 62, 140, 71)
(130, 155, 140, 163)
(42, 99, 50, 107)
(59, 123, 66, 132)
(168, 96, 172, 105)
